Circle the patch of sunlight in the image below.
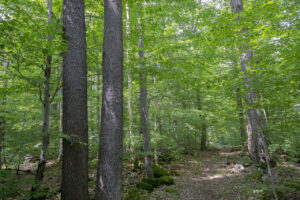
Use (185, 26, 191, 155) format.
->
(189, 160, 200, 164)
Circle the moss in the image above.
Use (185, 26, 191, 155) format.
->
(153, 165, 169, 178)
(158, 176, 174, 185)
(125, 188, 143, 200)
(165, 187, 179, 195)
(142, 177, 161, 188)
(136, 182, 153, 192)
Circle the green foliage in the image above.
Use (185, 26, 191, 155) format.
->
(158, 176, 174, 186)
(245, 170, 263, 181)
(153, 165, 169, 178)
(165, 187, 179, 195)
(136, 182, 153, 192)
(1, 0, 299, 198)
(170, 170, 180, 176)
(142, 177, 161, 188)
(0, 170, 20, 198)
(125, 187, 143, 200)
(284, 180, 300, 191)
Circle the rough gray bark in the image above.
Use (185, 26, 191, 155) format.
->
(61, 0, 88, 199)
(138, 2, 154, 178)
(95, 0, 124, 199)
(197, 91, 207, 150)
(230, 1, 277, 199)
(236, 87, 247, 143)
(31, 1, 53, 197)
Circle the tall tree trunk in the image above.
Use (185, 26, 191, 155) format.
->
(236, 87, 247, 143)
(95, 0, 123, 199)
(31, 1, 53, 197)
(197, 90, 207, 150)
(61, 0, 88, 199)
(138, 2, 153, 178)
(230, 1, 277, 199)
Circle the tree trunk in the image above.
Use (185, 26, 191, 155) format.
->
(95, 0, 124, 199)
(236, 87, 247, 143)
(61, 0, 88, 199)
(230, 1, 277, 199)
(138, 2, 153, 178)
(197, 90, 207, 150)
(31, 1, 53, 197)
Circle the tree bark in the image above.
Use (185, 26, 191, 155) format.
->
(95, 0, 124, 199)
(236, 87, 247, 143)
(138, 2, 154, 178)
(197, 90, 207, 150)
(61, 0, 88, 199)
(230, 1, 277, 199)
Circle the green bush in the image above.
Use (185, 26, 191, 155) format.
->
(153, 165, 169, 177)
(165, 187, 179, 195)
(158, 176, 174, 185)
(125, 188, 143, 200)
(245, 170, 262, 181)
(136, 182, 153, 192)
(142, 177, 161, 188)
(170, 170, 180, 176)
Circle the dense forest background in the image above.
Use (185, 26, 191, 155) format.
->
(0, 0, 299, 199)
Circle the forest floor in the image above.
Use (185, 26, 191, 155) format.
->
(146, 149, 300, 200)
(2, 148, 300, 200)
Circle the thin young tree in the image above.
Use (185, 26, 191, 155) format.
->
(138, 1, 154, 178)
(61, 0, 88, 199)
(196, 90, 207, 150)
(95, 0, 124, 199)
(31, 1, 54, 196)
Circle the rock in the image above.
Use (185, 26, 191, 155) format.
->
(231, 164, 245, 173)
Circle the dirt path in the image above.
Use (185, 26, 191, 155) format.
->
(148, 149, 300, 200)
(150, 150, 247, 200)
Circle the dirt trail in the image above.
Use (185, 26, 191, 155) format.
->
(175, 150, 245, 200)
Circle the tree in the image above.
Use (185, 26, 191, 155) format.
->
(31, 1, 56, 197)
(61, 0, 88, 199)
(138, 2, 154, 178)
(197, 90, 207, 150)
(230, 0, 277, 199)
(95, 0, 124, 199)
(236, 87, 246, 143)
